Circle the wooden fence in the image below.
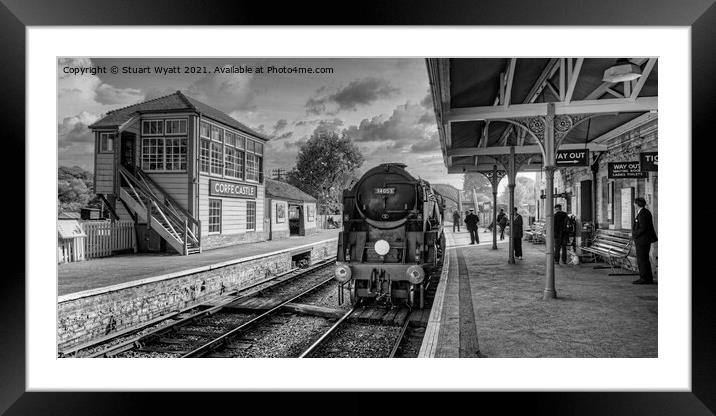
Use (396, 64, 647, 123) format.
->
(58, 220, 137, 263)
(83, 220, 136, 259)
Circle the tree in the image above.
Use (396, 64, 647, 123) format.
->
(287, 131, 364, 214)
(57, 165, 100, 212)
(497, 176, 537, 214)
(463, 173, 496, 201)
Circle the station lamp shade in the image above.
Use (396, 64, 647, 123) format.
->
(602, 59, 642, 83)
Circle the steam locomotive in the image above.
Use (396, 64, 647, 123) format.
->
(334, 163, 446, 308)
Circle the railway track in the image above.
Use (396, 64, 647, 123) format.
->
(60, 258, 336, 358)
(62, 258, 442, 359)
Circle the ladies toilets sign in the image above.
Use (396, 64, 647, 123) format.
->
(607, 162, 648, 178)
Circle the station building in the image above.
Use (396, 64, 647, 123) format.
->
(537, 114, 659, 259)
(89, 91, 268, 254)
(264, 178, 318, 239)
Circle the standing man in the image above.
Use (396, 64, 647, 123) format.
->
(465, 208, 480, 244)
(553, 204, 569, 264)
(452, 210, 461, 233)
(497, 209, 508, 240)
(632, 197, 658, 284)
(512, 207, 524, 260)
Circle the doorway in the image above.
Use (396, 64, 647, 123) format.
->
(288, 204, 305, 236)
(120, 132, 136, 171)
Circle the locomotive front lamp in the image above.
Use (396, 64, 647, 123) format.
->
(406, 265, 425, 284)
(374, 239, 390, 256)
(334, 263, 352, 283)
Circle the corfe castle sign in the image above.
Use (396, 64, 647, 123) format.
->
(209, 179, 257, 199)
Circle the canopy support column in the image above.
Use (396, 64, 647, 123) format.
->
(477, 164, 506, 250)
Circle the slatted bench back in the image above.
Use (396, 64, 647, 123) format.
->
(589, 230, 632, 256)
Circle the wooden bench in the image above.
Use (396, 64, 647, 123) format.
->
(524, 221, 546, 244)
(580, 229, 638, 276)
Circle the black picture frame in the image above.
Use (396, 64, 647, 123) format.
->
(3, 0, 713, 414)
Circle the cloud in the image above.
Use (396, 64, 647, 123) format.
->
(420, 91, 433, 109)
(314, 119, 344, 136)
(306, 77, 400, 115)
(58, 57, 145, 118)
(343, 102, 438, 153)
(186, 66, 258, 113)
(57, 111, 101, 171)
(418, 111, 435, 125)
(144, 87, 178, 101)
(273, 119, 288, 132)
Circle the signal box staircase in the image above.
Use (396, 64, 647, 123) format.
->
(118, 166, 201, 255)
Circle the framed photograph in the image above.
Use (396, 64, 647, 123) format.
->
(276, 203, 286, 223)
(7, 0, 712, 414)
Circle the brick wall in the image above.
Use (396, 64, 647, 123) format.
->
(57, 238, 337, 350)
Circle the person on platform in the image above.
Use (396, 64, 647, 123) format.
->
(465, 208, 480, 244)
(632, 197, 658, 285)
(497, 209, 508, 240)
(512, 207, 523, 259)
(452, 210, 461, 232)
(553, 204, 569, 264)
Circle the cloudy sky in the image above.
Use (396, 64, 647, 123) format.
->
(58, 57, 465, 188)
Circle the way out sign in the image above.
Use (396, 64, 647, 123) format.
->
(608, 162, 647, 178)
(640, 152, 658, 171)
(556, 149, 589, 166)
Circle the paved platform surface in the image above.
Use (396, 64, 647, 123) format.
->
(420, 228, 658, 358)
(58, 229, 340, 296)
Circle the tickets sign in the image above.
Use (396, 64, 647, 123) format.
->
(209, 179, 257, 199)
(607, 162, 647, 179)
(640, 152, 658, 171)
(556, 149, 589, 166)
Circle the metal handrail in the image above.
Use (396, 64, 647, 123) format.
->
(119, 166, 199, 247)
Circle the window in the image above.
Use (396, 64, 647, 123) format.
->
(210, 141, 223, 175)
(200, 139, 211, 173)
(246, 201, 256, 231)
(165, 119, 187, 135)
(99, 132, 114, 153)
(142, 120, 164, 135)
(224, 146, 242, 179)
(142, 138, 164, 171)
(245, 153, 258, 182)
(245, 139, 264, 182)
(209, 199, 222, 234)
(211, 125, 223, 142)
(200, 121, 210, 138)
(225, 131, 235, 147)
(235, 135, 245, 150)
(141, 138, 187, 171)
(165, 138, 187, 170)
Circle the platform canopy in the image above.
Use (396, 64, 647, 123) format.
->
(426, 58, 658, 173)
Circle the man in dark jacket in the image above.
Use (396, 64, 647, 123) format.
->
(497, 209, 508, 240)
(632, 197, 658, 284)
(452, 210, 461, 232)
(512, 207, 523, 259)
(553, 204, 569, 264)
(464, 209, 480, 244)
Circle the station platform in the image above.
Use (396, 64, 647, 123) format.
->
(419, 228, 658, 358)
(58, 229, 339, 296)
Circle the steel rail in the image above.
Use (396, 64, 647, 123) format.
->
(388, 316, 412, 358)
(69, 258, 335, 358)
(182, 275, 337, 358)
(297, 307, 355, 358)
